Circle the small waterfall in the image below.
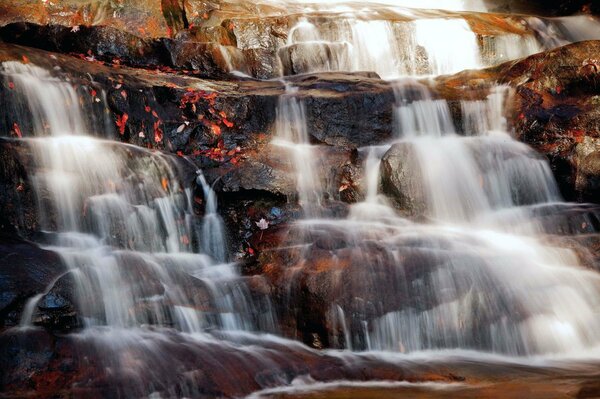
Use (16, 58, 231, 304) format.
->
(274, 85, 323, 216)
(196, 171, 227, 263)
(4, 61, 273, 334)
(281, 16, 484, 78)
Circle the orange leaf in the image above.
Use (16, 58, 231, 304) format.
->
(115, 113, 128, 135)
(154, 124, 163, 143)
(211, 124, 221, 135)
(12, 123, 22, 138)
(223, 119, 234, 128)
(161, 177, 168, 191)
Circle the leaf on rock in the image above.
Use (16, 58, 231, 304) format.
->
(115, 113, 129, 135)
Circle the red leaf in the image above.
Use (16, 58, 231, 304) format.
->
(8, 82, 14, 90)
(90, 89, 97, 97)
(223, 118, 234, 128)
(154, 124, 163, 143)
(115, 113, 128, 135)
(22, 55, 30, 64)
(12, 123, 22, 138)
(145, 106, 151, 113)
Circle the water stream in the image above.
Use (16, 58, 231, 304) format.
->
(3, 2, 600, 397)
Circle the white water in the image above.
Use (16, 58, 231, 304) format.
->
(281, 16, 482, 78)
(272, 76, 600, 356)
(273, 85, 324, 216)
(4, 6, 600, 395)
(4, 62, 272, 334)
(273, 6, 600, 80)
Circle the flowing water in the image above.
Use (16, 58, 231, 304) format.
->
(272, 1, 600, 79)
(275, 77, 600, 355)
(3, 1, 600, 397)
(2, 62, 275, 335)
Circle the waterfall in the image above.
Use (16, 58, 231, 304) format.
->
(283, 80, 600, 356)
(4, 61, 273, 333)
(274, 85, 324, 217)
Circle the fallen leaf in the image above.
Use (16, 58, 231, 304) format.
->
(115, 113, 128, 135)
(12, 123, 22, 138)
(211, 124, 221, 135)
(176, 124, 185, 133)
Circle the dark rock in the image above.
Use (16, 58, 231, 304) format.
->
(0, 22, 172, 69)
(0, 234, 66, 327)
(0, 139, 36, 235)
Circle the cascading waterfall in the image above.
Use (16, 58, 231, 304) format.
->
(276, 7, 600, 80)
(278, 78, 600, 356)
(281, 16, 483, 78)
(3, 62, 274, 334)
(274, 85, 324, 216)
(5, 2, 600, 395)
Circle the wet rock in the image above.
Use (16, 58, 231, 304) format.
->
(0, 0, 170, 38)
(279, 42, 351, 76)
(0, 234, 66, 327)
(500, 41, 600, 202)
(0, 139, 36, 234)
(380, 142, 426, 215)
(0, 327, 458, 398)
(0, 22, 172, 69)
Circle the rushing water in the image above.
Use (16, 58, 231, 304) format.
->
(273, 74, 600, 355)
(272, 3, 600, 79)
(3, 2, 600, 396)
(2, 62, 275, 335)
